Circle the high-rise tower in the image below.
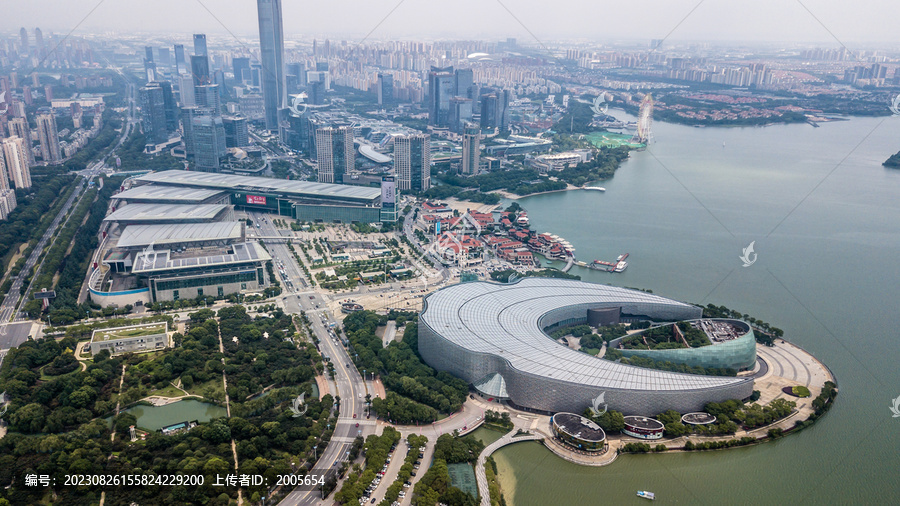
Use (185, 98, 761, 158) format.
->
(233, 57, 251, 83)
(35, 114, 61, 164)
(193, 34, 208, 56)
(315, 126, 354, 184)
(19, 28, 29, 52)
(461, 130, 481, 176)
(427, 66, 455, 127)
(1, 137, 32, 189)
(257, 0, 285, 131)
(139, 83, 168, 145)
(34, 28, 44, 50)
(394, 134, 431, 192)
(174, 44, 186, 74)
(7, 117, 34, 165)
(191, 55, 211, 87)
(377, 73, 393, 106)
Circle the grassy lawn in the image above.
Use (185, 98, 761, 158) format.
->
(582, 347, 601, 356)
(792, 385, 811, 398)
(149, 384, 185, 398)
(39, 364, 80, 380)
(187, 378, 225, 401)
(93, 322, 168, 341)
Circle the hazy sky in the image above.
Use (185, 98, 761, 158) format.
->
(4, 0, 899, 46)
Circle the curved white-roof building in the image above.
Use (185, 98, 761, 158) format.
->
(418, 278, 754, 415)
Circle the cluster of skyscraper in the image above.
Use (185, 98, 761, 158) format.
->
(140, 28, 253, 171)
(427, 66, 508, 134)
(0, 64, 57, 192)
(9, 26, 96, 69)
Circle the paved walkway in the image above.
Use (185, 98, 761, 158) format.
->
(475, 430, 542, 506)
(314, 375, 330, 399)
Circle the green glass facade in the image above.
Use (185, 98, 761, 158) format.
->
(147, 266, 265, 302)
(618, 325, 757, 371)
(154, 270, 258, 291)
(293, 203, 382, 223)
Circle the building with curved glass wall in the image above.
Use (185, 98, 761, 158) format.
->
(418, 279, 755, 416)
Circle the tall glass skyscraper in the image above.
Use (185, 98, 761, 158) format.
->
(257, 0, 285, 131)
(174, 44, 186, 74)
(377, 73, 393, 106)
(427, 66, 455, 127)
(315, 126, 354, 184)
(394, 134, 431, 191)
(193, 34, 208, 56)
(191, 55, 211, 86)
(233, 57, 251, 83)
(139, 83, 168, 144)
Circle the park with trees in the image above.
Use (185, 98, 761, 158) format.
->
(0, 303, 336, 505)
(342, 310, 469, 424)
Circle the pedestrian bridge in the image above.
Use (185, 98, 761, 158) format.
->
(475, 429, 542, 506)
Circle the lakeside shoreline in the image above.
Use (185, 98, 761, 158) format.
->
(494, 183, 603, 200)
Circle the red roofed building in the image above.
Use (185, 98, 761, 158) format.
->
(483, 235, 512, 248)
(418, 214, 457, 233)
(435, 234, 485, 265)
(497, 240, 525, 252)
(499, 247, 534, 265)
(422, 201, 453, 214)
(511, 230, 530, 242)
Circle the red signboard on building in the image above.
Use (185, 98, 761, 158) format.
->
(246, 195, 266, 205)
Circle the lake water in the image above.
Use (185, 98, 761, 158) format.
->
(111, 399, 227, 431)
(495, 112, 900, 504)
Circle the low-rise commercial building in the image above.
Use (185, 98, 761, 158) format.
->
(89, 322, 169, 356)
(622, 416, 665, 440)
(551, 412, 607, 452)
(132, 242, 271, 302)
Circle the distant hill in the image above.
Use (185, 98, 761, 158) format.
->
(884, 150, 900, 168)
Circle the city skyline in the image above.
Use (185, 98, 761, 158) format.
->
(3, 0, 900, 45)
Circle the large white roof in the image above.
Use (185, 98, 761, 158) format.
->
(135, 170, 381, 202)
(113, 185, 226, 203)
(104, 203, 229, 223)
(132, 242, 270, 274)
(117, 222, 243, 248)
(420, 278, 746, 391)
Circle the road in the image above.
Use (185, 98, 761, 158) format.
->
(0, 177, 87, 323)
(249, 212, 371, 506)
(401, 203, 450, 283)
(0, 79, 137, 325)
